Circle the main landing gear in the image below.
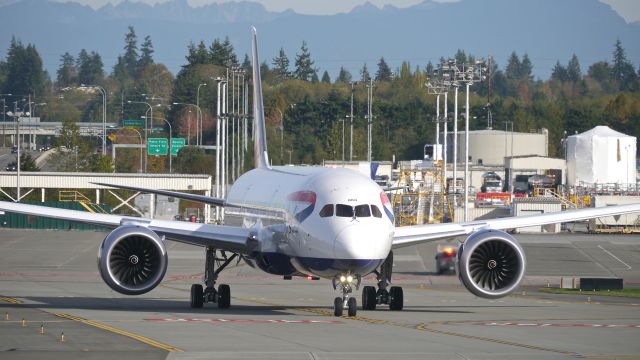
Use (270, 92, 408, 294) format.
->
(362, 251, 403, 312)
(190, 247, 237, 309)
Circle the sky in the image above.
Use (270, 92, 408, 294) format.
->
(51, 0, 640, 23)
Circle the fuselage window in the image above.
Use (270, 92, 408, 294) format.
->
(319, 204, 334, 217)
(371, 204, 382, 218)
(354, 204, 371, 217)
(336, 204, 353, 217)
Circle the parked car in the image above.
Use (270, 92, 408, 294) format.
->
(10, 146, 17, 154)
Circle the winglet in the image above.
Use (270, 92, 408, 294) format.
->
(251, 26, 270, 169)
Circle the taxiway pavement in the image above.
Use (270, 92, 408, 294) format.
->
(1, 229, 639, 359)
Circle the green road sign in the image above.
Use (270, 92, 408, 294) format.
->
(171, 138, 186, 156)
(122, 119, 144, 128)
(147, 138, 168, 155)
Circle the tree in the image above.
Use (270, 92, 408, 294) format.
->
(566, 54, 581, 82)
(209, 37, 237, 67)
(77, 50, 104, 85)
(57, 52, 77, 87)
(122, 26, 139, 77)
(375, 57, 393, 81)
(294, 41, 315, 81)
(612, 39, 638, 91)
(321, 70, 331, 83)
(184, 41, 210, 67)
(272, 47, 291, 81)
(336, 67, 352, 83)
(454, 49, 467, 65)
(505, 51, 521, 79)
(19, 152, 39, 171)
(3, 38, 47, 97)
(551, 61, 568, 82)
(174, 146, 211, 174)
(360, 63, 370, 82)
(520, 53, 533, 80)
(138, 35, 154, 70)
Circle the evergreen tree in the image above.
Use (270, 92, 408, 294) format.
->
(520, 53, 533, 80)
(360, 63, 370, 82)
(375, 57, 393, 81)
(505, 51, 521, 79)
(336, 67, 352, 83)
(3, 38, 46, 97)
(209, 37, 238, 67)
(138, 35, 154, 70)
(321, 70, 331, 83)
(272, 47, 291, 81)
(56, 52, 77, 87)
(122, 26, 139, 76)
(77, 50, 103, 85)
(294, 41, 315, 81)
(185, 41, 210, 67)
(566, 54, 581, 82)
(612, 39, 638, 91)
(425, 61, 434, 76)
(551, 61, 568, 82)
(454, 49, 467, 65)
(311, 71, 320, 83)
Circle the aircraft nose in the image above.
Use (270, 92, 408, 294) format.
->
(334, 224, 390, 260)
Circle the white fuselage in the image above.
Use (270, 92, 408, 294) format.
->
(224, 166, 394, 279)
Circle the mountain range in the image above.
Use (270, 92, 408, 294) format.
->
(0, 0, 638, 80)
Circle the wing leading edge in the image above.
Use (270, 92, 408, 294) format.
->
(0, 201, 257, 253)
(392, 203, 640, 249)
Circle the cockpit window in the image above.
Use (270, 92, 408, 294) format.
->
(336, 204, 353, 217)
(319, 204, 334, 217)
(371, 205, 382, 218)
(354, 204, 371, 217)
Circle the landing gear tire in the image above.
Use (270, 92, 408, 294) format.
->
(218, 284, 231, 309)
(362, 286, 376, 310)
(389, 286, 403, 311)
(334, 297, 343, 317)
(347, 297, 357, 317)
(190, 284, 203, 308)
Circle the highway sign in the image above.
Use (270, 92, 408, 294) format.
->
(122, 119, 144, 128)
(171, 138, 186, 156)
(147, 138, 168, 155)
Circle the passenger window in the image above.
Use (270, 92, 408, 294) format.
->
(371, 205, 382, 218)
(319, 204, 334, 217)
(355, 204, 371, 217)
(336, 204, 353, 217)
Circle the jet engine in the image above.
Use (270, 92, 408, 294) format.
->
(456, 229, 526, 299)
(97, 226, 168, 295)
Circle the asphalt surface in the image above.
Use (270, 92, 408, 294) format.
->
(1, 229, 639, 359)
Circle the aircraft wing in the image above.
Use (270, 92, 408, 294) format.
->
(392, 203, 640, 249)
(92, 182, 227, 207)
(0, 201, 256, 254)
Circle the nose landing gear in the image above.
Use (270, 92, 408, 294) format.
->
(332, 274, 360, 317)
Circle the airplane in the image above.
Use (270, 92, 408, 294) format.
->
(2, 27, 640, 317)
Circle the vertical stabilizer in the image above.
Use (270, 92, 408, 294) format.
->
(251, 27, 270, 169)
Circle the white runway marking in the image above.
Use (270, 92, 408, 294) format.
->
(598, 245, 632, 270)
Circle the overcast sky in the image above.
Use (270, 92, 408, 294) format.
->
(53, 0, 640, 22)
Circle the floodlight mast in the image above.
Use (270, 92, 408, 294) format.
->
(456, 59, 487, 222)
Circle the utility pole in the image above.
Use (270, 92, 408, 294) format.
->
(349, 82, 355, 162)
(366, 79, 374, 163)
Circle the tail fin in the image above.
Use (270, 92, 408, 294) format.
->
(251, 26, 270, 169)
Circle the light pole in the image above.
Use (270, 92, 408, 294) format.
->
(172, 102, 202, 146)
(339, 118, 345, 162)
(1, 94, 12, 148)
(214, 77, 226, 222)
(127, 100, 152, 172)
(196, 82, 207, 146)
(6, 102, 24, 202)
(81, 85, 106, 154)
(349, 82, 355, 161)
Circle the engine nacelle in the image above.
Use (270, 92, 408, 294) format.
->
(457, 229, 526, 299)
(98, 226, 168, 295)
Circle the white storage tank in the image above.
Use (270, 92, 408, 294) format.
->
(566, 126, 636, 186)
